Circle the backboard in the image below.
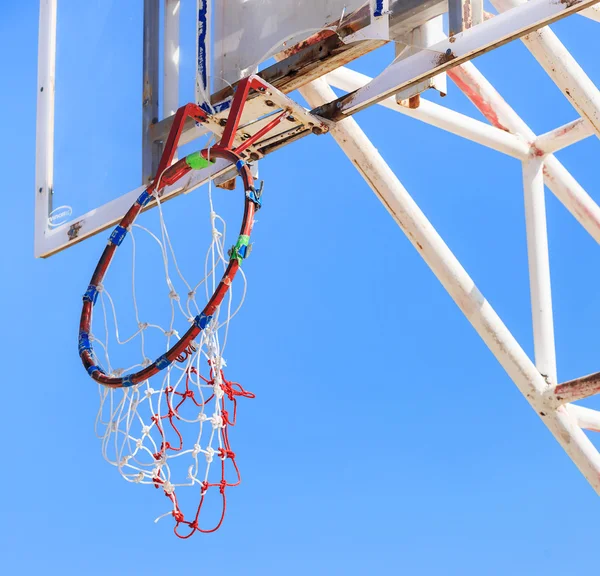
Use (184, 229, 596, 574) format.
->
(35, 0, 448, 257)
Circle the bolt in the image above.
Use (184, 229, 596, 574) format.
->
(445, 49, 452, 56)
(265, 100, 275, 107)
(219, 118, 227, 127)
(249, 152, 260, 161)
(242, 133, 251, 140)
(311, 126, 324, 136)
(287, 115, 296, 122)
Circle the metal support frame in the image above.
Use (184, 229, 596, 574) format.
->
(163, 0, 180, 118)
(313, 0, 600, 120)
(301, 73, 600, 494)
(35, 0, 56, 253)
(142, 0, 161, 185)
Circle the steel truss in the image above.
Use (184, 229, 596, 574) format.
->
(303, 2, 600, 493)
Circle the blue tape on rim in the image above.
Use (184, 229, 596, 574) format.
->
(156, 354, 172, 371)
(374, 0, 384, 17)
(87, 365, 102, 376)
(78, 331, 92, 355)
(246, 189, 262, 208)
(235, 159, 246, 172)
(137, 190, 152, 207)
(194, 312, 213, 330)
(83, 285, 99, 305)
(122, 375, 135, 388)
(109, 225, 127, 246)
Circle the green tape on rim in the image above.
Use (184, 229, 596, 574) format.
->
(230, 234, 250, 264)
(185, 152, 216, 170)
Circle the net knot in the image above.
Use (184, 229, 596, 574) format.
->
(162, 481, 175, 495)
(142, 357, 152, 367)
(205, 447, 216, 463)
(173, 509, 185, 523)
(210, 414, 223, 429)
(134, 472, 144, 483)
(169, 290, 180, 301)
(218, 448, 235, 460)
(218, 480, 227, 494)
(145, 388, 156, 398)
(141, 425, 151, 436)
(138, 322, 148, 330)
(96, 284, 104, 293)
(111, 368, 124, 377)
(164, 329, 178, 338)
(200, 480, 209, 495)
(192, 444, 201, 457)
(187, 290, 196, 298)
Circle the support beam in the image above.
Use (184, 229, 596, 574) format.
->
(554, 372, 600, 404)
(491, 0, 600, 139)
(312, 0, 600, 120)
(34, 0, 57, 258)
(326, 67, 529, 159)
(534, 118, 594, 155)
(142, 0, 160, 185)
(522, 158, 556, 386)
(448, 62, 600, 245)
(299, 76, 600, 494)
(579, 5, 600, 22)
(568, 404, 600, 432)
(163, 0, 180, 118)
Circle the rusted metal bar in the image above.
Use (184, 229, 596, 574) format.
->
(151, 34, 385, 146)
(554, 372, 600, 404)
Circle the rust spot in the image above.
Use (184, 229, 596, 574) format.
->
(416, 242, 423, 250)
(436, 50, 456, 67)
(280, 30, 336, 58)
(68, 221, 83, 241)
(463, 0, 473, 30)
(531, 144, 545, 157)
(561, 0, 581, 8)
(447, 68, 510, 132)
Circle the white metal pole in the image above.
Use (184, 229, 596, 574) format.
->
(299, 77, 600, 494)
(449, 63, 600, 244)
(579, 5, 600, 22)
(491, 0, 600, 139)
(326, 67, 529, 159)
(163, 0, 180, 118)
(534, 118, 594, 155)
(568, 404, 600, 432)
(522, 158, 556, 385)
(35, 0, 57, 258)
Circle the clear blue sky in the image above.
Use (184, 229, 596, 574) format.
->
(2, 2, 600, 574)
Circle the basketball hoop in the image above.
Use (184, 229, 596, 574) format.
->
(78, 78, 279, 537)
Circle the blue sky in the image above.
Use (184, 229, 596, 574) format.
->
(2, 1, 600, 574)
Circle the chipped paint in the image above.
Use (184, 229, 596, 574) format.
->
(447, 67, 510, 132)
